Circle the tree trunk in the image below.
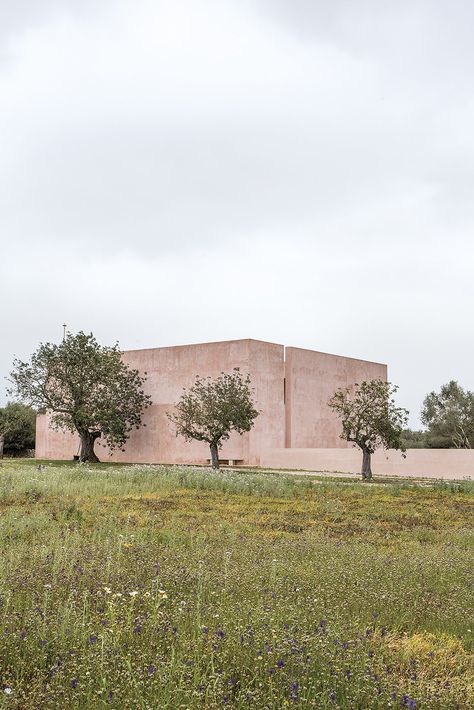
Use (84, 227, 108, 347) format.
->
(361, 449, 372, 481)
(79, 431, 101, 463)
(209, 442, 219, 470)
(0, 433, 4, 460)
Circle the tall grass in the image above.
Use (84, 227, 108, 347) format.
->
(0, 462, 472, 708)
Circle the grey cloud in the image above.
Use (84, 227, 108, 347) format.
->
(1, 0, 474, 428)
(0, 1, 112, 44)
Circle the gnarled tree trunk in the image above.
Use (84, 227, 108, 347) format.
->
(0, 433, 4, 460)
(79, 430, 101, 463)
(361, 448, 372, 480)
(209, 442, 219, 470)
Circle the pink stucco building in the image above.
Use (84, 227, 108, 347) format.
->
(35, 339, 387, 465)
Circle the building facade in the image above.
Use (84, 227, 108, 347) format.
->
(35, 339, 387, 465)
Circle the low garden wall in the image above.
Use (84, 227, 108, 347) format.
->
(260, 448, 474, 480)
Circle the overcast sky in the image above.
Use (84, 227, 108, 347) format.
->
(1, 0, 474, 426)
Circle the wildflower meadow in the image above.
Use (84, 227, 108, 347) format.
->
(0, 461, 472, 708)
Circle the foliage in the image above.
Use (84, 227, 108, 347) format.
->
(8, 331, 151, 462)
(400, 428, 428, 449)
(0, 461, 472, 708)
(328, 380, 409, 480)
(421, 380, 474, 449)
(168, 368, 259, 469)
(0, 402, 36, 454)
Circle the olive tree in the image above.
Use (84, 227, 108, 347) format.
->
(0, 403, 36, 459)
(9, 331, 151, 463)
(328, 380, 408, 480)
(421, 380, 474, 448)
(168, 368, 259, 469)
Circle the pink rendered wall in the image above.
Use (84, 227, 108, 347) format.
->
(285, 348, 387, 449)
(247, 340, 285, 465)
(35, 412, 77, 460)
(36, 339, 285, 465)
(260, 448, 474, 480)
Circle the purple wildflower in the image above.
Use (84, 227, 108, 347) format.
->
(290, 682, 298, 701)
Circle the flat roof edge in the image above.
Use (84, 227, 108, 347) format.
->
(121, 339, 385, 368)
(123, 338, 284, 354)
(284, 345, 387, 368)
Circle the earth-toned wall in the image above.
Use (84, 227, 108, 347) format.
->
(285, 347, 387, 448)
(260, 448, 474, 480)
(35, 339, 386, 465)
(35, 339, 285, 465)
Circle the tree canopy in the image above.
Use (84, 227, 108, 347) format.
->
(0, 402, 36, 458)
(168, 368, 259, 469)
(9, 331, 151, 462)
(400, 428, 428, 449)
(328, 379, 408, 480)
(421, 380, 474, 448)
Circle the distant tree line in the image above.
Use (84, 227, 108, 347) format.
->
(0, 402, 36, 458)
(402, 380, 474, 449)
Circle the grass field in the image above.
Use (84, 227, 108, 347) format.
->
(0, 461, 472, 709)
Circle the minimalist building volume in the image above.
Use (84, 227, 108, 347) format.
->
(36, 339, 387, 465)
